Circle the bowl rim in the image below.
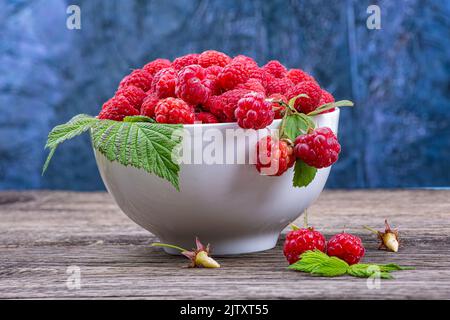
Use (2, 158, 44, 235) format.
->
(182, 107, 340, 129)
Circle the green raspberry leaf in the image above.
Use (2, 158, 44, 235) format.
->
(42, 114, 99, 174)
(91, 120, 183, 191)
(292, 160, 317, 188)
(288, 250, 413, 279)
(307, 100, 354, 116)
(43, 114, 184, 191)
(283, 113, 315, 141)
(288, 250, 348, 277)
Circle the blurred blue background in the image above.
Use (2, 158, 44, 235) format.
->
(0, 0, 449, 190)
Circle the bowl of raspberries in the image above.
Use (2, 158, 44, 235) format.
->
(94, 50, 348, 255)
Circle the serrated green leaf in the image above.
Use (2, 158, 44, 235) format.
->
(293, 160, 317, 188)
(91, 120, 183, 191)
(45, 114, 98, 149)
(42, 114, 99, 174)
(288, 249, 329, 272)
(123, 115, 155, 123)
(288, 250, 413, 279)
(283, 114, 315, 141)
(310, 256, 349, 277)
(307, 100, 354, 116)
(289, 250, 348, 277)
(377, 264, 415, 272)
(43, 114, 184, 190)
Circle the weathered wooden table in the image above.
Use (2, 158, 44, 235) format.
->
(1, 190, 449, 299)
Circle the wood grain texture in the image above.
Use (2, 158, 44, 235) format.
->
(0, 190, 449, 299)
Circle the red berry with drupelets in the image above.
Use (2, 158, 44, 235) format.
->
(327, 232, 365, 265)
(294, 127, 341, 169)
(255, 136, 295, 176)
(235, 92, 274, 129)
(283, 226, 327, 265)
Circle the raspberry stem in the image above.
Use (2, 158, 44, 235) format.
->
(151, 243, 188, 252)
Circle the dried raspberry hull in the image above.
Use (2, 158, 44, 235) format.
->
(140, 94, 159, 118)
(286, 68, 315, 85)
(256, 136, 295, 176)
(172, 53, 199, 70)
(235, 92, 274, 129)
(143, 58, 172, 76)
(152, 67, 177, 98)
(286, 81, 322, 114)
(283, 227, 327, 265)
(115, 85, 147, 110)
(294, 127, 341, 168)
(175, 65, 212, 105)
(217, 61, 250, 91)
(262, 60, 287, 78)
(154, 97, 194, 124)
(118, 69, 153, 92)
(195, 112, 219, 124)
(327, 233, 365, 265)
(98, 95, 139, 121)
(198, 50, 231, 68)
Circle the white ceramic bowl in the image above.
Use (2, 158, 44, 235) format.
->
(94, 108, 340, 255)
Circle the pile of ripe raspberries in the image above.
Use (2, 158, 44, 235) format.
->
(98, 50, 340, 176)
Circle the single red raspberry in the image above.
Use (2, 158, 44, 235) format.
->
(235, 92, 274, 129)
(98, 95, 139, 121)
(205, 89, 251, 122)
(205, 65, 224, 96)
(205, 65, 223, 78)
(115, 85, 147, 110)
(198, 50, 231, 68)
(154, 97, 195, 124)
(152, 67, 177, 98)
(233, 55, 259, 74)
(172, 53, 199, 70)
(256, 136, 295, 176)
(318, 89, 336, 114)
(175, 65, 212, 105)
(283, 227, 327, 265)
(286, 68, 315, 85)
(327, 233, 365, 265)
(249, 69, 274, 90)
(294, 127, 341, 168)
(217, 61, 250, 91)
(143, 58, 172, 76)
(266, 77, 294, 96)
(286, 81, 322, 114)
(262, 60, 287, 78)
(118, 69, 153, 92)
(268, 93, 288, 119)
(140, 93, 159, 118)
(236, 78, 266, 94)
(195, 112, 219, 124)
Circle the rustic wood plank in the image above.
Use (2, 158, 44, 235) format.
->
(0, 190, 449, 299)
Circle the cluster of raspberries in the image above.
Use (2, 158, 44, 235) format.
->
(256, 127, 341, 176)
(98, 50, 335, 127)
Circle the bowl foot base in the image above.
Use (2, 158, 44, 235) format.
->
(159, 232, 280, 256)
